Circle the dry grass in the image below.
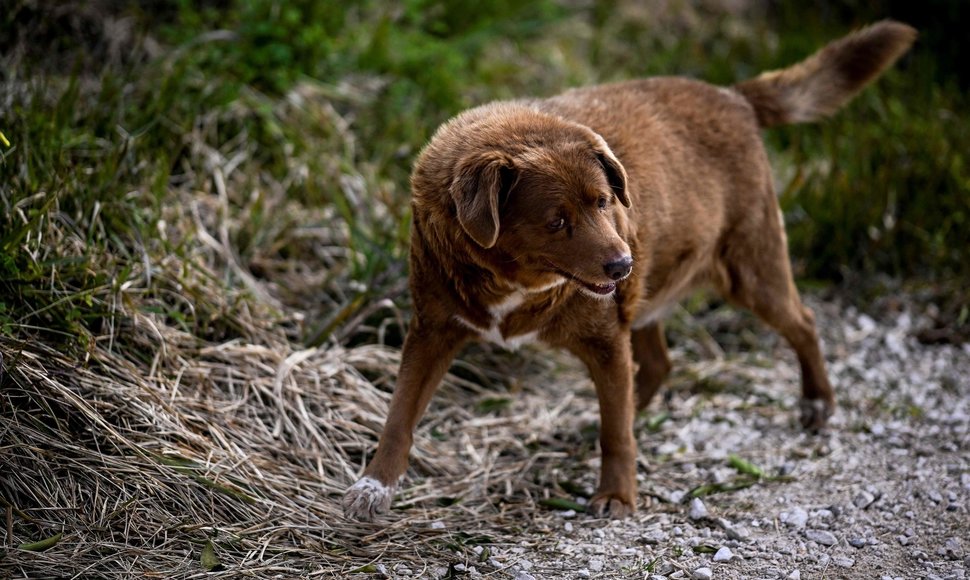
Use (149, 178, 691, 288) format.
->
(0, 211, 615, 577)
(0, 258, 795, 578)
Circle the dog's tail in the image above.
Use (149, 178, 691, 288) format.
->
(734, 20, 917, 128)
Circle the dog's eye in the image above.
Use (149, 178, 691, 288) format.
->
(547, 217, 566, 232)
(597, 196, 609, 210)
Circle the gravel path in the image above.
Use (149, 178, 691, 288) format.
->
(408, 294, 969, 580)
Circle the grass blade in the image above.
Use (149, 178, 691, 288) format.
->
(19, 532, 62, 552)
(728, 454, 765, 478)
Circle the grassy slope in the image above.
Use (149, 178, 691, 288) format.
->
(0, 0, 967, 575)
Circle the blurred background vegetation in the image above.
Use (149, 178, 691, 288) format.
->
(1, 0, 967, 354)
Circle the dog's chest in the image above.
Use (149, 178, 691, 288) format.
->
(454, 289, 547, 351)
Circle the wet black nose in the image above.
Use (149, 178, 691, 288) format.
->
(604, 255, 633, 281)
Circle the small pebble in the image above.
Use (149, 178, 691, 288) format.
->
(656, 561, 675, 575)
(787, 570, 801, 580)
(781, 507, 808, 528)
(833, 557, 855, 568)
(690, 498, 709, 520)
(577, 570, 590, 579)
(849, 537, 867, 548)
(805, 529, 838, 546)
(853, 490, 876, 509)
(940, 537, 962, 560)
(813, 508, 835, 521)
(588, 558, 604, 572)
(713, 546, 733, 562)
(692, 567, 713, 580)
(717, 518, 751, 541)
(514, 572, 535, 580)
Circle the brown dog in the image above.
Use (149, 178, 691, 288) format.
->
(344, 21, 916, 520)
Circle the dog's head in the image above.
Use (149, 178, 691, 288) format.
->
(443, 110, 634, 298)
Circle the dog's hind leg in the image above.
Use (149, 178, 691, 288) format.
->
(718, 211, 835, 431)
(343, 322, 469, 521)
(632, 322, 672, 411)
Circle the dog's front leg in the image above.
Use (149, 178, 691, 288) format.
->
(343, 321, 468, 521)
(570, 331, 638, 517)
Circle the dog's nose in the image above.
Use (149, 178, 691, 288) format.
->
(604, 256, 633, 281)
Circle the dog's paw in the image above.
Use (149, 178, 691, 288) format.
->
(588, 492, 636, 519)
(799, 397, 835, 431)
(343, 476, 396, 521)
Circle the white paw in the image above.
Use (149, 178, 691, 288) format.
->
(343, 476, 396, 521)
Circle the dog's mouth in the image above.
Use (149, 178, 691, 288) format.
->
(581, 280, 617, 295)
(547, 264, 618, 296)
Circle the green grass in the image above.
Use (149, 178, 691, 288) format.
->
(1, 0, 967, 355)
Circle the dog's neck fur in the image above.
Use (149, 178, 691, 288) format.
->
(411, 209, 586, 345)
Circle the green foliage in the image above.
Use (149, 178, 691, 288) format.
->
(1, 0, 966, 354)
(770, 38, 968, 280)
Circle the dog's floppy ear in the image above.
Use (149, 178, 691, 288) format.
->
(591, 137, 630, 208)
(450, 151, 516, 248)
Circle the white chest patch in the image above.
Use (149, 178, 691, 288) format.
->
(454, 279, 565, 351)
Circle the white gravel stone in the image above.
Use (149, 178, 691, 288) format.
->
(805, 529, 838, 546)
(833, 557, 855, 568)
(713, 546, 733, 562)
(781, 507, 809, 528)
(692, 567, 713, 580)
(717, 517, 751, 541)
(689, 498, 709, 520)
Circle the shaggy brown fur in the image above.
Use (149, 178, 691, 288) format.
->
(344, 21, 917, 521)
